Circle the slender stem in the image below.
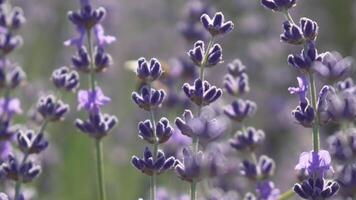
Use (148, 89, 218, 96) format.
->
(86, 29, 96, 92)
(87, 28, 106, 200)
(14, 153, 29, 199)
(278, 189, 295, 200)
(95, 139, 106, 200)
(283, 10, 295, 24)
(309, 73, 320, 152)
(149, 108, 158, 200)
(190, 180, 197, 200)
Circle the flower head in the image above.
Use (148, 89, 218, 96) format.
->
(182, 79, 222, 106)
(37, 95, 69, 121)
(200, 12, 234, 36)
(294, 177, 339, 199)
(230, 127, 265, 151)
(256, 181, 280, 200)
(223, 99, 257, 121)
(131, 147, 176, 176)
(51, 66, 80, 92)
(75, 112, 118, 139)
(16, 130, 48, 154)
(132, 86, 165, 111)
(188, 40, 223, 67)
(136, 57, 163, 83)
(0, 155, 41, 183)
(261, 0, 297, 12)
(295, 150, 333, 177)
(288, 76, 309, 103)
(138, 117, 173, 144)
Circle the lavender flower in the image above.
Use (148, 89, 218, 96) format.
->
(200, 12, 234, 36)
(175, 148, 217, 182)
(256, 181, 280, 200)
(223, 99, 257, 122)
(280, 21, 303, 45)
(188, 40, 223, 67)
(295, 150, 333, 178)
(240, 155, 275, 180)
(131, 147, 176, 176)
(136, 58, 163, 83)
(37, 95, 69, 122)
(16, 130, 48, 154)
(175, 109, 225, 145)
(0, 155, 41, 183)
(291, 101, 315, 127)
(71, 47, 90, 72)
(293, 177, 339, 199)
(75, 112, 118, 139)
(261, 0, 297, 12)
(132, 86, 166, 111)
(288, 41, 322, 72)
(230, 127, 265, 151)
(77, 87, 111, 114)
(288, 76, 309, 103)
(51, 66, 80, 92)
(138, 118, 173, 144)
(313, 51, 353, 82)
(182, 79, 222, 106)
(337, 163, 356, 197)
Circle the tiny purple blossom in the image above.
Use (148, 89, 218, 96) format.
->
(288, 76, 308, 103)
(77, 87, 111, 113)
(0, 98, 22, 118)
(64, 26, 85, 48)
(295, 150, 333, 177)
(94, 25, 116, 48)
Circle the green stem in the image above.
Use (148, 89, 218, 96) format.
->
(95, 139, 106, 200)
(190, 181, 197, 200)
(86, 29, 96, 92)
(278, 189, 295, 200)
(283, 10, 295, 24)
(87, 28, 106, 200)
(149, 100, 158, 200)
(309, 73, 320, 152)
(14, 153, 29, 199)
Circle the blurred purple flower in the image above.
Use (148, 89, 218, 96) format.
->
(77, 87, 111, 114)
(295, 150, 333, 177)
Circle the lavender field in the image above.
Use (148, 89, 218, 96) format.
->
(0, 0, 355, 199)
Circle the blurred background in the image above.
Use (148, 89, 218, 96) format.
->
(8, 0, 356, 199)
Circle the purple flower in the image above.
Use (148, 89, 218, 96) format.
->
(94, 47, 112, 72)
(288, 41, 322, 72)
(188, 40, 223, 67)
(71, 46, 90, 72)
(93, 24, 116, 48)
(240, 155, 275, 180)
(280, 21, 303, 45)
(292, 101, 315, 127)
(313, 51, 353, 82)
(337, 163, 356, 197)
(294, 177, 339, 199)
(200, 12, 234, 36)
(288, 76, 309, 103)
(224, 73, 249, 96)
(138, 117, 173, 144)
(295, 150, 333, 177)
(67, 3, 106, 30)
(175, 109, 226, 145)
(136, 57, 163, 83)
(7, 65, 26, 89)
(261, 0, 297, 12)
(132, 86, 165, 111)
(37, 95, 69, 121)
(0, 120, 17, 141)
(0, 97, 22, 119)
(223, 99, 257, 122)
(256, 181, 280, 200)
(300, 17, 318, 41)
(230, 127, 265, 151)
(227, 59, 246, 77)
(64, 26, 86, 48)
(0, 155, 41, 182)
(75, 112, 118, 139)
(182, 79, 222, 106)
(16, 130, 49, 154)
(174, 148, 204, 182)
(327, 133, 353, 161)
(77, 87, 111, 114)
(51, 66, 80, 92)
(131, 147, 176, 176)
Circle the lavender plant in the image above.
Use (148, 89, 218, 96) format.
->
(174, 11, 234, 200)
(260, 0, 355, 199)
(131, 58, 176, 200)
(65, 0, 118, 200)
(0, 0, 76, 199)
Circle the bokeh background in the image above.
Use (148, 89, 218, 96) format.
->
(8, 0, 356, 199)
